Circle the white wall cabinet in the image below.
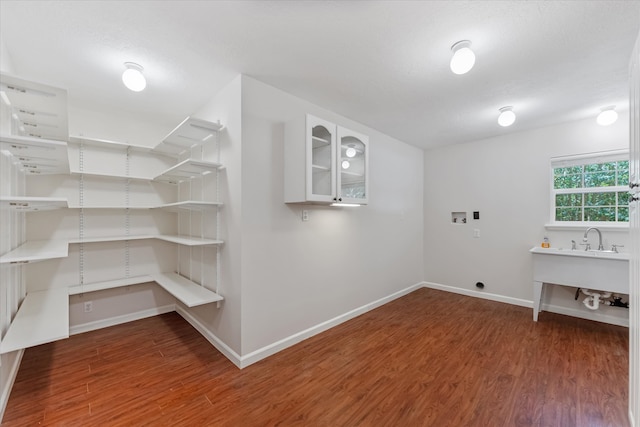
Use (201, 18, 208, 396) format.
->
(284, 114, 369, 205)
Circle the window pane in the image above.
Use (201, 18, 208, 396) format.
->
(618, 207, 629, 222)
(618, 168, 629, 186)
(556, 207, 581, 221)
(584, 192, 616, 206)
(618, 191, 630, 205)
(554, 174, 582, 189)
(584, 207, 616, 221)
(585, 162, 616, 172)
(584, 171, 615, 187)
(555, 193, 582, 207)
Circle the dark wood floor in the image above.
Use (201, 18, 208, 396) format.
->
(1, 288, 629, 426)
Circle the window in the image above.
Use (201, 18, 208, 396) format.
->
(551, 150, 629, 224)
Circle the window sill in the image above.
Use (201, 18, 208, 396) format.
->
(545, 223, 629, 232)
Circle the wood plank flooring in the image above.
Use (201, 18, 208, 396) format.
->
(1, 288, 629, 426)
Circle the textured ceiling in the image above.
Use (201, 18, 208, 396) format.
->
(1, 1, 639, 149)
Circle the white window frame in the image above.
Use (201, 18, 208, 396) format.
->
(549, 149, 629, 229)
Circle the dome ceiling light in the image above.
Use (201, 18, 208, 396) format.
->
(596, 106, 618, 126)
(498, 106, 516, 127)
(122, 62, 146, 92)
(450, 40, 475, 75)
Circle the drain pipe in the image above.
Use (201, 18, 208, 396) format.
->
(581, 289, 612, 310)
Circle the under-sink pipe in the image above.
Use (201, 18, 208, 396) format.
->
(581, 289, 612, 310)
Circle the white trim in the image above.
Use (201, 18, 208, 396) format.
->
(423, 281, 629, 327)
(175, 305, 243, 368)
(0, 349, 24, 423)
(422, 281, 532, 308)
(550, 149, 629, 167)
(545, 223, 629, 231)
(541, 303, 629, 327)
(69, 305, 176, 335)
(238, 282, 424, 369)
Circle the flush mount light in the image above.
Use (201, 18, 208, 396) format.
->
(122, 62, 146, 92)
(450, 40, 475, 75)
(596, 106, 618, 126)
(345, 146, 357, 158)
(498, 106, 516, 127)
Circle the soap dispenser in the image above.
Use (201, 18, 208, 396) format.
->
(541, 237, 550, 248)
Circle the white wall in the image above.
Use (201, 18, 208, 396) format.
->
(424, 114, 630, 325)
(180, 75, 243, 358)
(240, 76, 424, 357)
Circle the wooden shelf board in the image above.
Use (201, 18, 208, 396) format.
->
(153, 159, 222, 184)
(0, 240, 69, 264)
(68, 275, 154, 295)
(0, 196, 68, 211)
(152, 272, 223, 307)
(0, 288, 69, 354)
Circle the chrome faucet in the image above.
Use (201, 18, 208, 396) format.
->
(583, 227, 604, 251)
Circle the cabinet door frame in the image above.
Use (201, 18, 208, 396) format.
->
(336, 126, 369, 205)
(305, 115, 337, 203)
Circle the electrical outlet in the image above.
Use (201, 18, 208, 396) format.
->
(302, 210, 309, 221)
(84, 301, 93, 313)
(473, 229, 480, 238)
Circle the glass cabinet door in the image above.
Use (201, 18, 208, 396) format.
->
(337, 127, 368, 204)
(307, 116, 336, 202)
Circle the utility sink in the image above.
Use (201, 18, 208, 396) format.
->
(529, 246, 629, 321)
(530, 246, 630, 260)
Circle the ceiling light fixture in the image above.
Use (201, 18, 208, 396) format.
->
(596, 106, 618, 126)
(122, 62, 146, 92)
(450, 40, 475, 75)
(498, 106, 516, 127)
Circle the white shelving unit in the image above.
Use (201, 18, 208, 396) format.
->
(153, 159, 222, 184)
(0, 288, 69, 354)
(154, 200, 222, 212)
(0, 196, 68, 211)
(0, 134, 70, 175)
(153, 116, 223, 156)
(68, 275, 153, 295)
(0, 84, 226, 352)
(0, 239, 69, 264)
(153, 272, 223, 307)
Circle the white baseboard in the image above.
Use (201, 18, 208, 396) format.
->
(630, 409, 635, 427)
(541, 303, 629, 327)
(422, 281, 629, 327)
(238, 282, 424, 369)
(422, 281, 532, 308)
(69, 305, 176, 335)
(0, 349, 24, 423)
(175, 305, 243, 368)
